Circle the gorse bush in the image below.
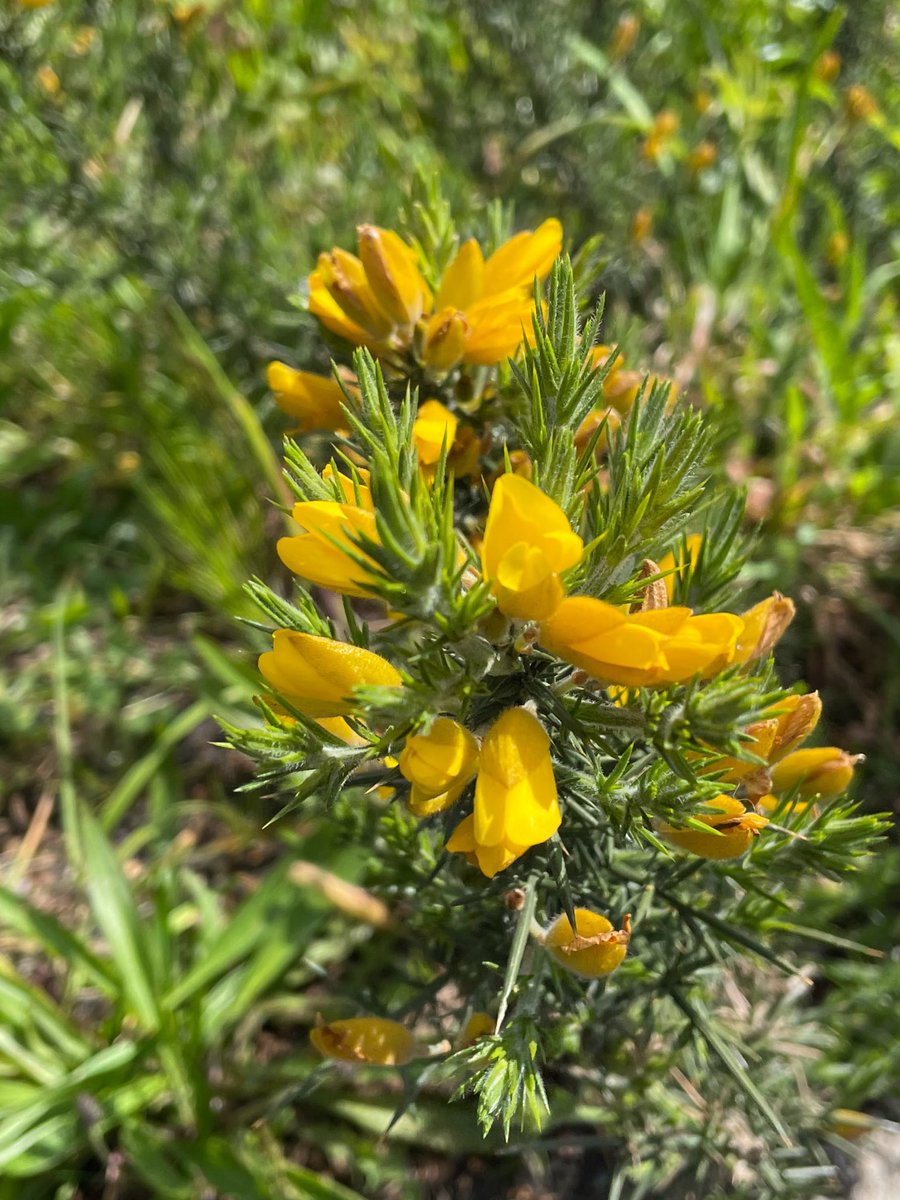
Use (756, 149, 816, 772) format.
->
(226, 198, 888, 1193)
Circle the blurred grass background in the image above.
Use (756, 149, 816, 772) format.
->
(1, 1, 898, 1196)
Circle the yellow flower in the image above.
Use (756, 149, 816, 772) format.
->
(660, 796, 769, 860)
(266, 362, 349, 432)
(541, 598, 669, 686)
(412, 399, 459, 468)
(277, 471, 381, 598)
(258, 629, 401, 717)
(447, 708, 561, 878)
(658, 534, 703, 602)
(630, 207, 653, 244)
(481, 474, 583, 621)
(732, 593, 796, 663)
(459, 1011, 495, 1045)
(844, 84, 879, 122)
(770, 747, 859, 801)
(36, 65, 60, 96)
(544, 909, 631, 978)
(399, 717, 479, 817)
(309, 1016, 414, 1065)
(308, 220, 562, 370)
(814, 50, 841, 83)
(687, 141, 717, 174)
(540, 600, 742, 688)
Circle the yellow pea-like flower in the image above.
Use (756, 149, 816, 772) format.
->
(544, 909, 631, 978)
(277, 482, 381, 598)
(770, 747, 859, 800)
(258, 630, 401, 717)
(310, 1016, 414, 1065)
(471, 708, 561, 877)
(266, 362, 349, 432)
(481, 474, 583, 621)
(399, 717, 479, 817)
(459, 1011, 495, 1045)
(540, 597, 671, 686)
(480, 218, 563, 296)
(659, 796, 769, 860)
(412, 399, 459, 468)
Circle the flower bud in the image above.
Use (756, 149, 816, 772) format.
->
(259, 630, 401, 717)
(310, 1016, 414, 1065)
(545, 909, 631, 978)
(357, 224, 429, 328)
(609, 14, 639, 60)
(733, 593, 795, 663)
(399, 717, 479, 817)
(765, 692, 822, 762)
(660, 796, 769, 860)
(770, 747, 859, 800)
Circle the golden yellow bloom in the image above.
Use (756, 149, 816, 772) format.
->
(732, 593, 795, 663)
(259, 629, 401, 717)
(36, 65, 60, 96)
(814, 50, 841, 83)
(844, 84, 879, 122)
(631, 208, 653, 244)
(447, 708, 560, 878)
(399, 717, 479, 817)
(277, 471, 381, 598)
(688, 140, 717, 174)
(693, 90, 713, 114)
(308, 220, 562, 369)
(310, 1016, 414, 1065)
(18, 0, 55, 7)
(481, 474, 583, 621)
(660, 796, 769, 860)
(544, 909, 631, 978)
(412, 399, 459, 468)
(71, 26, 97, 55)
(459, 1011, 495, 1045)
(541, 599, 741, 688)
(267, 362, 349, 432)
(658, 533, 703, 602)
(770, 747, 858, 800)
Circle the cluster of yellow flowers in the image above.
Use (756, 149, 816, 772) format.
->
(252, 216, 860, 1069)
(260, 456, 830, 881)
